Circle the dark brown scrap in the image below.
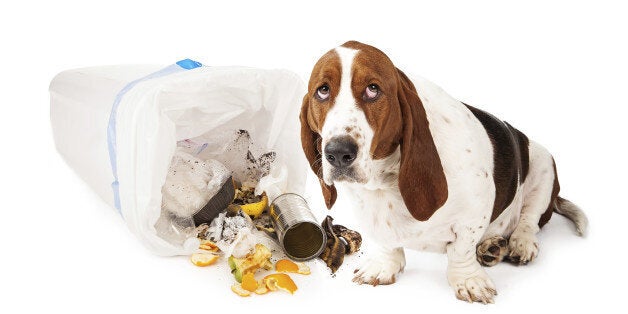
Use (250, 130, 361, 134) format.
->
(332, 224, 362, 254)
(319, 216, 362, 273)
(320, 216, 345, 273)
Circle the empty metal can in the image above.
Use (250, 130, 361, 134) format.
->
(269, 193, 326, 261)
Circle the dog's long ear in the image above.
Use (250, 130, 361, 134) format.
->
(300, 95, 337, 209)
(396, 69, 448, 221)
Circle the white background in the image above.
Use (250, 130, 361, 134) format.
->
(1, 0, 627, 312)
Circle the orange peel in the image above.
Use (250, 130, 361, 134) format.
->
(240, 193, 268, 218)
(275, 259, 311, 275)
(254, 281, 269, 295)
(241, 273, 258, 292)
(263, 273, 298, 294)
(199, 240, 219, 252)
(296, 263, 311, 275)
(275, 259, 299, 272)
(190, 252, 219, 267)
(231, 284, 251, 297)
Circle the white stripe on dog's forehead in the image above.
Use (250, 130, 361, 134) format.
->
(335, 46, 358, 104)
(322, 46, 359, 139)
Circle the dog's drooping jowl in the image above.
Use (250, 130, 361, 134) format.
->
(300, 41, 587, 303)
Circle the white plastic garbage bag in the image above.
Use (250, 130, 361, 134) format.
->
(50, 60, 308, 256)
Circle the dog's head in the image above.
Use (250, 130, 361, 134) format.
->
(300, 41, 448, 221)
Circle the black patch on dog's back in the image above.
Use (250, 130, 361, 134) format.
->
(464, 104, 529, 222)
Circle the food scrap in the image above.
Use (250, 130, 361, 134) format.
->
(182, 167, 315, 297)
(228, 244, 272, 282)
(231, 272, 298, 297)
(241, 272, 259, 292)
(254, 282, 269, 295)
(252, 212, 275, 235)
(231, 284, 252, 297)
(199, 239, 219, 252)
(229, 256, 306, 297)
(319, 216, 362, 273)
(332, 224, 362, 254)
(227, 246, 310, 297)
(275, 259, 311, 275)
(190, 252, 219, 267)
(240, 192, 268, 218)
(233, 185, 268, 218)
(263, 273, 298, 294)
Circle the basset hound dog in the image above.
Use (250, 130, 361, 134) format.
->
(300, 41, 588, 303)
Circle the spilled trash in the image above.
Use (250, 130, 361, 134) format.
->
(319, 216, 362, 273)
(157, 130, 329, 296)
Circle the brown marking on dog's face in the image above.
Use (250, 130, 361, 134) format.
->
(341, 41, 403, 160)
(300, 49, 342, 208)
(304, 49, 342, 135)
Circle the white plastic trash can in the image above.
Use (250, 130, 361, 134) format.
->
(50, 60, 308, 256)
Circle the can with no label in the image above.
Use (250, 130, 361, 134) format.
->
(269, 193, 326, 261)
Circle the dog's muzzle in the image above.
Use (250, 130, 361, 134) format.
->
(324, 136, 358, 168)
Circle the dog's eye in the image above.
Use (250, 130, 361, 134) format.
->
(316, 84, 330, 101)
(364, 84, 379, 101)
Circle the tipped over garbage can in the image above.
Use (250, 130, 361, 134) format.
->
(50, 60, 309, 256)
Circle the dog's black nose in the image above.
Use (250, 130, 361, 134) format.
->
(324, 136, 358, 168)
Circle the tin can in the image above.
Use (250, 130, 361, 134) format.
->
(269, 193, 326, 261)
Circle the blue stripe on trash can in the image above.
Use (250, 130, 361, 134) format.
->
(107, 59, 202, 216)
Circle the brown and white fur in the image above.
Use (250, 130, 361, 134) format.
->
(300, 41, 587, 303)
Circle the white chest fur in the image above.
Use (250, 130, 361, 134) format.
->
(336, 76, 499, 253)
(339, 180, 456, 253)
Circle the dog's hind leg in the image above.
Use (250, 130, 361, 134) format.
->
(477, 236, 509, 266)
(508, 141, 558, 265)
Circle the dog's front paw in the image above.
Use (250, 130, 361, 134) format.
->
(448, 267, 497, 304)
(353, 249, 405, 286)
(508, 232, 539, 265)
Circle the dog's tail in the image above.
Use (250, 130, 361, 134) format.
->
(553, 196, 588, 236)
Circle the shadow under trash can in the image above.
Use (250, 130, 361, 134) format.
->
(50, 59, 312, 256)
